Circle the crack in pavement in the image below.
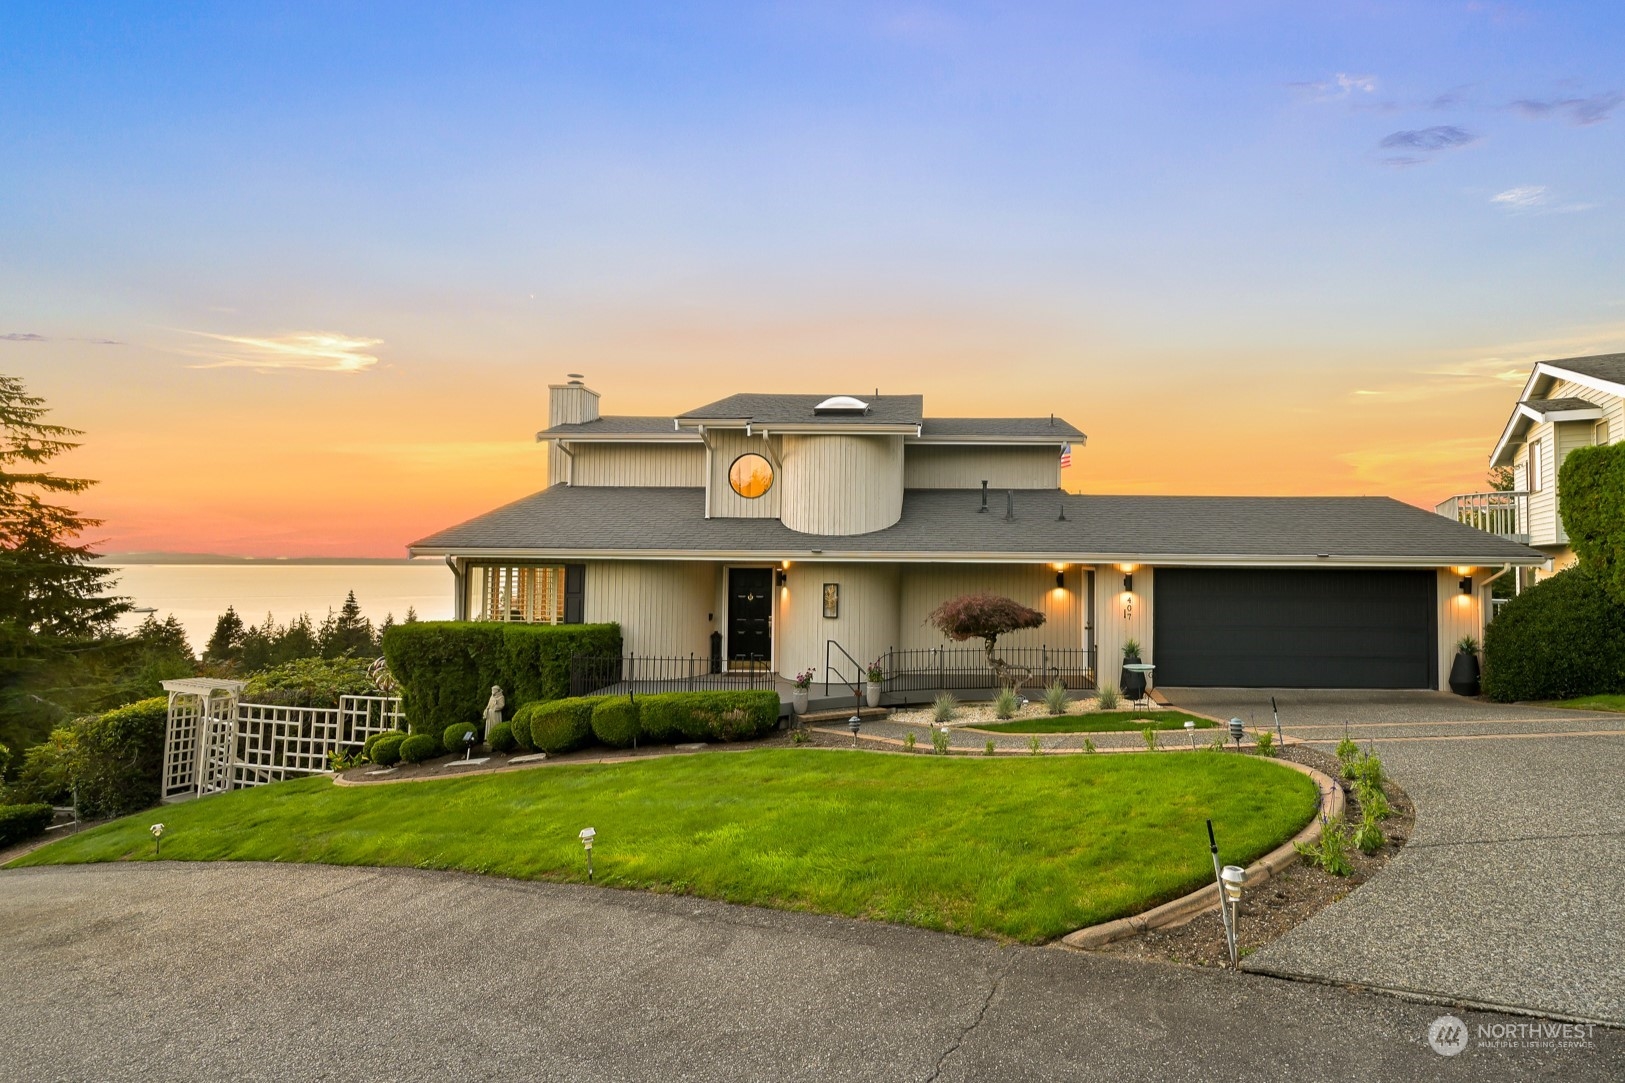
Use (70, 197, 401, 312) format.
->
(925, 949, 1016, 1082)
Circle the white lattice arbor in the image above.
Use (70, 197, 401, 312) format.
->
(162, 678, 402, 800)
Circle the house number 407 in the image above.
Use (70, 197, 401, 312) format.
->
(1122, 597, 1133, 620)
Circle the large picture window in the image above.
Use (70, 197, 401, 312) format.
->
(475, 565, 566, 623)
(728, 453, 774, 499)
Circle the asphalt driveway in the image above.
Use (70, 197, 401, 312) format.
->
(1163, 689, 1625, 1026)
(2, 862, 1618, 1082)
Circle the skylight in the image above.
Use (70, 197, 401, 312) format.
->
(813, 395, 870, 414)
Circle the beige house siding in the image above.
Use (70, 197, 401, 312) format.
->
(707, 430, 783, 519)
(780, 434, 905, 535)
(902, 446, 1061, 489)
(895, 563, 1085, 655)
(1548, 376, 1624, 447)
(777, 562, 901, 679)
(570, 443, 705, 487)
(1091, 564, 1153, 687)
(1439, 567, 1485, 693)
(583, 560, 716, 658)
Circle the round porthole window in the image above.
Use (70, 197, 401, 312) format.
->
(728, 453, 774, 499)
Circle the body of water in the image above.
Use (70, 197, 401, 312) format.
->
(103, 562, 455, 651)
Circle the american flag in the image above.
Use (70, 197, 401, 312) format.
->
(1059, 442, 1072, 469)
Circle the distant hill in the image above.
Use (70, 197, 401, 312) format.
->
(96, 552, 429, 566)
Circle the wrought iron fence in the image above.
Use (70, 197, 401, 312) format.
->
(878, 645, 1097, 694)
(568, 652, 775, 698)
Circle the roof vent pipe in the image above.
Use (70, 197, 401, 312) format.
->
(1005, 490, 1015, 522)
(979, 481, 988, 513)
(1057, 501, 1068, 522)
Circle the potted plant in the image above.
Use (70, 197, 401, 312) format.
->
(864, 658, 884, 708)
(790, 668, 815, 714)
(1449, 636, 1481, 696)
(1120, 638, 1146, 701)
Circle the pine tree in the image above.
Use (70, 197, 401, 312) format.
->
(404, 606, 419, 623)
(319, 590, 376, 658)
(375, 612, 396, 653)
(238, 613, 278, 673)
(274, 613, 319, 664)
(203, 605, 246, 665)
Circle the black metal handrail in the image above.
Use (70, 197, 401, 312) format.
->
(823, 639, 865, 720)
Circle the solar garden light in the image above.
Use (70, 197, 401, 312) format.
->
(1228, 717, 1244, 751)
(1184, 719, 1196, 750)
(1221, 864, 1246, 966)
(849, 716, 862, 746)
(1206, 820, 1238, 968)
(578, 826, 596, 881)
(462, 730, 476, 761)
(149, 822, 165, 858)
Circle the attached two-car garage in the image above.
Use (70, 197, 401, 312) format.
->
(1152, 568, 1438, 689)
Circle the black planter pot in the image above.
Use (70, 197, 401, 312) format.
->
(1448, 650, 1481, 696)
(1120, 653, 1146, 700)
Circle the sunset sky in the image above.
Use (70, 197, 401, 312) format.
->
(4, 2, 1622, 557)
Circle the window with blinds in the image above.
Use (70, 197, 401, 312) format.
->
(477, 565, 567, 624)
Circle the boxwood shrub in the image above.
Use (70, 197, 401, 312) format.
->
(1483, 567, 1625, 701)
(398, 734, 441, 764)
(510, 713, 534, 752)
(487, 721, 517, 753)
(370, 732, 407, 766)
(0, 803, 53, 849)
(590, 698, 641, 749)
(636, 691, 780, 743)
(381, 621, 622, 735)
(442, 723, 480, 755)
(362, 729, 405, 760)
(515, 697, 603, 754)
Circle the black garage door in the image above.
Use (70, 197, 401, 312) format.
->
(1153, 569, 1436, 688)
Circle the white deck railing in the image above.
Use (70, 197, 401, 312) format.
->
(1435, 491, 1529, 542)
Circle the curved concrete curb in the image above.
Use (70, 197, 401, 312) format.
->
(1058, 758, 1344, 951)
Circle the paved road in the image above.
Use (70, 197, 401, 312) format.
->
(1164, 689, 1625, 1027)
(1, 862, 1619, 1082)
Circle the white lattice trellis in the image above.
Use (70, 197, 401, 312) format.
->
(162, 680, 403, 799)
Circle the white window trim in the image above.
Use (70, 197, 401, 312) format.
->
(1529, 438, 1544, 492)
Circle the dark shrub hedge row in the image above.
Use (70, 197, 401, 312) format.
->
(1483, 568, 1625, 701)
(242, 657, 377, 708)
(590, 699, 641, 749)
(12, 698, 170, 817)
(515, 697, 603, 754)
(399, 734, 441, 764)
(638, 692, 779, 743)
(381, 622, 621, 735)
(0, 803, 53, 849)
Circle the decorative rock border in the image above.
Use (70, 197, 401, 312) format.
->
(1058, 758, 1344, 950)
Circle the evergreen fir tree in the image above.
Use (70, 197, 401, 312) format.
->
(404, 606, 418, 623)
(203, 605, 246, 664)
(319, 590, 376, 658)
(274, 613, 319, 663)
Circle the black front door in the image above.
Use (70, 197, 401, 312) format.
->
(728, 568, 774, 668)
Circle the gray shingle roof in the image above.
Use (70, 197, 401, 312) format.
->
(919, 417, 1085, 439)
(411, 486, 1543, 564)
(677, 393, 925, 426)
(1521, 397, 1608, 414)
(1546, 353, 1625, 387)
(538, 416, 690, 438)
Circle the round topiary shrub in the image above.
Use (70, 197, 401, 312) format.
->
(510, 713, 534, 752)
(487, 721, 516, 753)
(362, 729, 405, 760)
(1483, 567, 1625, 702)
(442, 723, 480, 755)
(590, 698, 641, 749)
(398, 733, 441, 764)
(515, 697, 600, 754)
(370, 732, 407, 766)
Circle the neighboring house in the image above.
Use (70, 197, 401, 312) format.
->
(1437, 352, 1624, 587)
(411, 378, 1543, 693)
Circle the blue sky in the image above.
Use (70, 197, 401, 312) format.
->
(1, 2, 1621, 554)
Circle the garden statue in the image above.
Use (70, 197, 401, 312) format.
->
(483, 685, 505, 738)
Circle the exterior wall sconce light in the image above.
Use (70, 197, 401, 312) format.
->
(1122, 573, 1134, 593)
(1056, 570, 1066, 589)
(1459, 576, 1472, 595)
(777, 570, 788, 587)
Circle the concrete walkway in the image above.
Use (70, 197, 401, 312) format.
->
(1163, 689, 1625, 1026)
(1, 863, 1618, 1081)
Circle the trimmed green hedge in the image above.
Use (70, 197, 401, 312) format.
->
(637, 691, 780, 743)
(370, 733, 407, 766)
(510, 713, 534, 752)
(381, 622, 621, 735)
(488, 722, 516, 754)
(1559, 442, 1625, 604)
(399, 734, 441, 764)
(11, 699, 169, 816)
(1484, 568, 1625, 701)
(443, 723, 480, 755)
(590, 698, 641, 749)
(514, 697, 603, 754)
(0, 803, 53, 849)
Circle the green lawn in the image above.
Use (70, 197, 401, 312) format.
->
(969, 710, 1216, 734)
(1540, 694, 1625, 713)
(7, 748, 1315, 943)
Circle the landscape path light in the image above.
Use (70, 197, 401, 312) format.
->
(1206, 820, 1239, 968)
(848, 716, 862, 746)
(578, 826, 596, 881)
(1184, 719, 1196, 750)
(1221, 864, 1246, 966)
(149, 822, 165, 859)
(1228, 717, 1244, 751)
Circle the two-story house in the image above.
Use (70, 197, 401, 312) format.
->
(1438, 352, 1624, 588)
(411, 378, 1542, 694)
